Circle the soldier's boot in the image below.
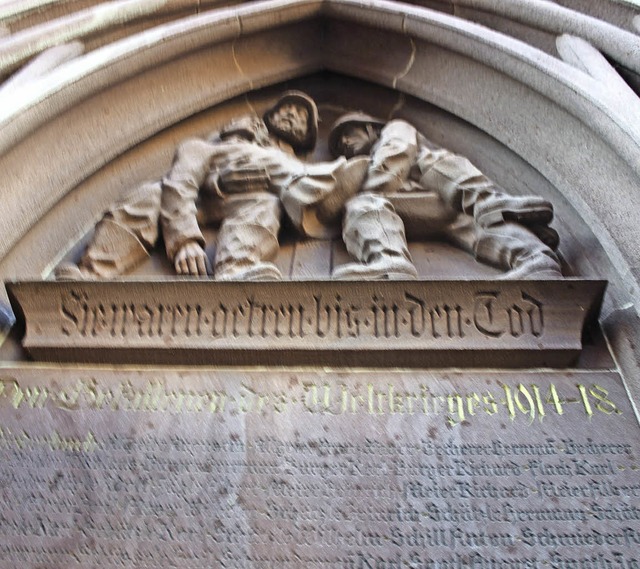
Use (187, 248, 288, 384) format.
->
(282, 156, 369, 239)
(54, 181, 161, 280)
(498, 252, 564, 280)
(474, 195, 559, 251)
(332, 193, 418, 280)
(475, 222, 563, 280)
(419, 152, 557, 249)
(55, 220, 151, 280)
(524, 224, 560, 251)
(473, 193, 554, 229)
(214, 193, 283, 281)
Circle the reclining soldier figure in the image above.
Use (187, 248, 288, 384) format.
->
(56, 92, 367, 281)
(326, 113, 563, 280)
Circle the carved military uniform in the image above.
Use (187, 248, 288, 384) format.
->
(328, 117, 563, 279)
(62, 112, 362, 280)
(160, 126, 356, 280)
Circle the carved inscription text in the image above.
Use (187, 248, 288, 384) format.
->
(60, 289, 543, 341)
(0, 370, 637, 569)
(7, 280, 606, 365)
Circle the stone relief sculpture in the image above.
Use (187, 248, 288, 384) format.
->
(326, 114, 563, 280)
(56, 91, 367, 281)
(55, 93, 562, 281)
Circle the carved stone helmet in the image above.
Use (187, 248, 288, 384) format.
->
(328, 112, 386, 158)
(263, 90, 319, 153)
(219, 116, 270, 146)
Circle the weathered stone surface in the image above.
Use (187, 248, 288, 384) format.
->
(7, 279, 605, 367)
(0, 367, 638, 567)
(0, 41, 84, 93)
(0, 4, 638, 569)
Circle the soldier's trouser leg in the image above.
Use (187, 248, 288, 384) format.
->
(214, 193, 283, 281)
(445, 220, 563, 279)
(418, 151, 555, 244)
(66, 181, 162, 278)
(333, 193, 418, 280)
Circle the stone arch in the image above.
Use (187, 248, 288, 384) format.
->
(1, 0, 639, 402)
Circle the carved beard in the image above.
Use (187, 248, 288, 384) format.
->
(285, 122, 307, 143)
(267, 115, 309, 149)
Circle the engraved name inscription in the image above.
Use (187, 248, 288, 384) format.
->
(0, 371, 637, 569)
(59, 289, 544, 341)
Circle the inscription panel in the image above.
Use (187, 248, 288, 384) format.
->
(7, 279, 606, 366)
(0, 368, 638, 568)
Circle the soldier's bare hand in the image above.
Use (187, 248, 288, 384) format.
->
(174, 241, 210, 276)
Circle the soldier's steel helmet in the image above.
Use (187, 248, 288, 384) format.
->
(263, 90, 319, 152)
(328, 112, 386, 157)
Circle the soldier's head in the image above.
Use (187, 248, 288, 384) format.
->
(329, 113, 385, 158)
(219, 116, 271, 146)
(263, 91, 318, 153)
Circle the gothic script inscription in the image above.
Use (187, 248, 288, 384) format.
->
(0, 369, 638, 568)
(7, 280, 605, 366)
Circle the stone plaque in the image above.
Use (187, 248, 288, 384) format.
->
(0, 367, 638, 567)
(7, 279, 605, 367)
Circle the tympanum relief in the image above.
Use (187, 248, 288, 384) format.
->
(54, 91, 563, 282)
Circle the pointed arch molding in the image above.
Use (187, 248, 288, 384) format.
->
(2, 0, 640, 319)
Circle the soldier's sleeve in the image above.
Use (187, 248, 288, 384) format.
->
(160, 138, 215, 260)
(362, 120, 419, 193)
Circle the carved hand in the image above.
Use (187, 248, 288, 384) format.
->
(174, 241, 210, 276)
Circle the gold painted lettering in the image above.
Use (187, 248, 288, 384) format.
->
(514, 384, 536, 424)
(482, 391, 498, 415)
(466, 392, 482, 416)
(502, 384, 516, 420)
(589, 385, 619, 415)
(546, 384, 565, 415)
(447, 394, 465, 425)
(577, 384, 593, 417)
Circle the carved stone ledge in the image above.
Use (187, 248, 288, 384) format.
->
(6, 279, 606, 368)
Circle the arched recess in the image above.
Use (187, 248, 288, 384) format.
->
(1, 0, 640, 405)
